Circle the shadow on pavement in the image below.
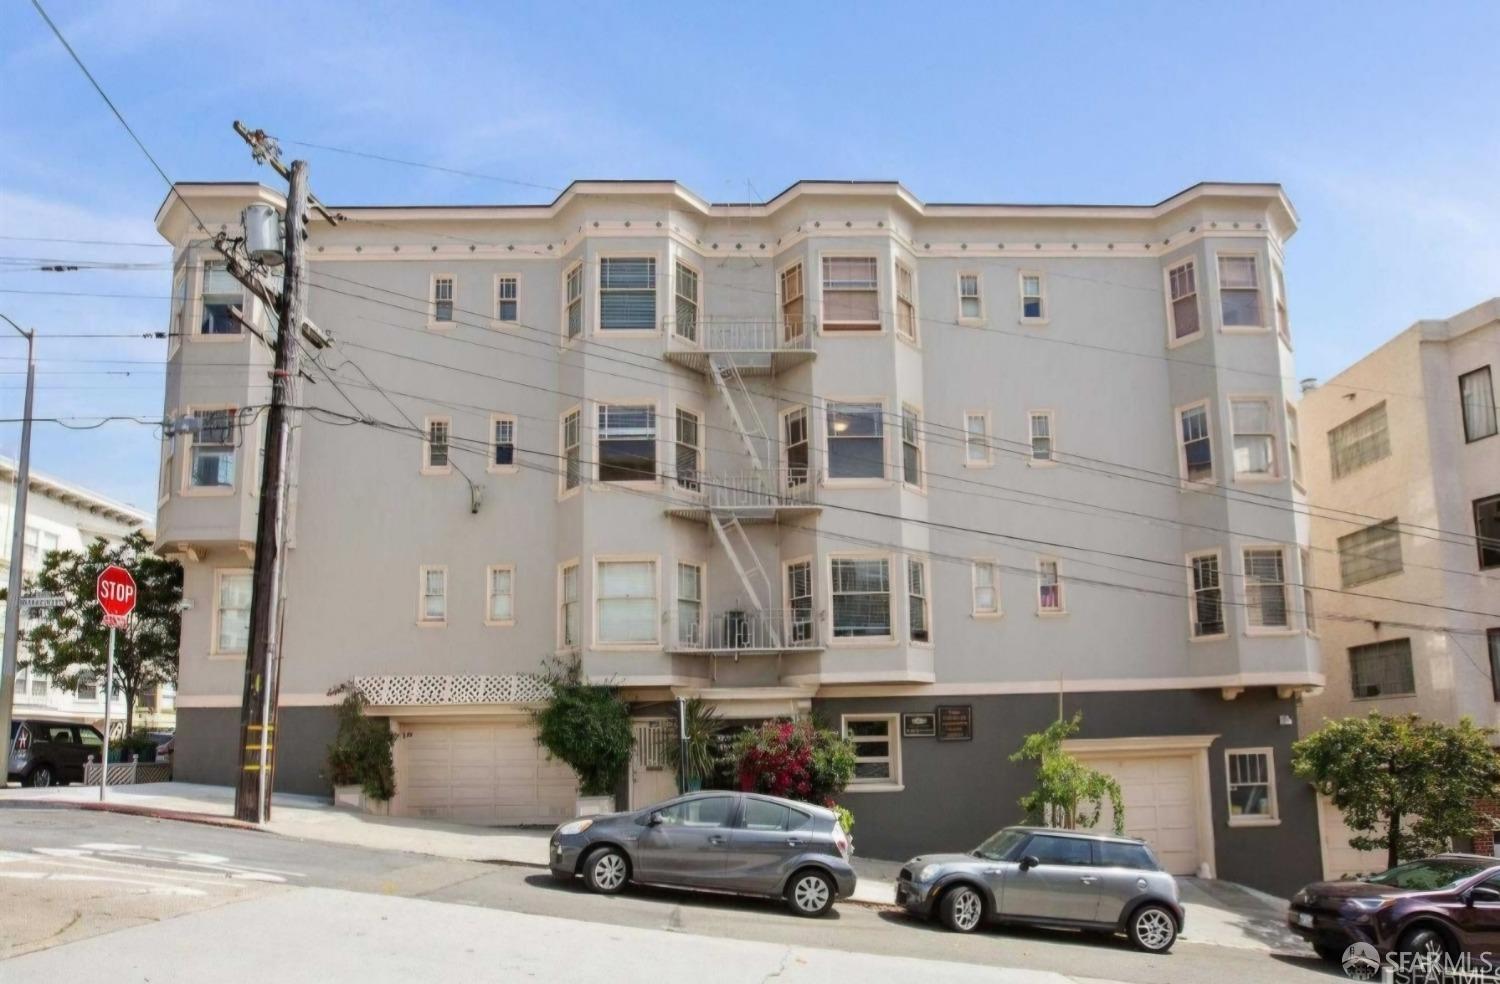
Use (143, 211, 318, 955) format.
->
(1269, 952, 1346, 977)
(521, 872, 845, 921)
(875, 907, 1135, 952)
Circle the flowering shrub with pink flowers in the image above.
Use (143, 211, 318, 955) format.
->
(731, 718, 856, 810)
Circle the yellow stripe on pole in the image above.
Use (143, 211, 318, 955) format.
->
(244, 745, 274, 752)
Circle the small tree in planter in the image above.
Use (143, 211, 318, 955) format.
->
(671, 698, 723, 791)
(325, 684, 397, 809)
(731, 718, 857, 833)
(533, 658, 633, 815)
(1011, 712, 1125, 833)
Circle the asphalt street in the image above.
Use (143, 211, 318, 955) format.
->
(0, 805, 1345, 983)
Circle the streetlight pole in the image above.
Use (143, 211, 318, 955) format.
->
(0, 313, 36, 763)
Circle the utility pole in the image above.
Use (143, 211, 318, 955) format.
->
(0, 314, 35, 763)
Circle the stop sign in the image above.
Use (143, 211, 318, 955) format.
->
(96, 564, 137, 623)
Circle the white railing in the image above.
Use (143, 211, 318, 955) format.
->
(83, 757, 172, 785)
(670, 608, 820, 652)
(683, 468, 819, 510)
(666, 318, 813, 352)
(353, 673, 553, 706)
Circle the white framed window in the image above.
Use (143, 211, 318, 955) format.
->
(907, 558, 930, 643)
(1461, 367, 1497, 443)
(895, 261, 916, 342)
(486, 565, 514, 625)
(596, 558, 658, 645)
(1226, 748, 1278, 824)
(1349, 638, 1415, 698)
(597, 404, 657, 483)
(1020, 271, 1046, 321)
(1177, 401, 1214, 484)
(1188, 551, 1225, 639)
(559, 561, 580, 649)
(901, 404, 923, 489)
(972, 560, 1000, 616)
(780, 261, 806, 341)
(958, 272, 983, 322)
(826, 401, 885, 480)
(1272, 262, 1290, 345)
(1328, 402, 1391, 479)
(1286, 402, 1303, 487)
(783, 407, 811, 489)
(674, 407, 701, 492)
(830, 555, 892, 640)
(187, 408, 237, 489)
(561, 407, 582, 494)
(821, 256, 880, 331)
(431, 274, 455, 325)
(1230, 398, 1277, 478)
(158, 434, 176, 503)
(490, 415, 516, 472)
(598, 256, 656, 332)
(1338, 519, 1403, 587)
(842, 714, 900, 788)
(200, 260, 242, 336)
(170, 266, 188, 351)
(75, 672, 99, 702)
(495, 275, 518, 322)
(964, 412, 991, 467)
(1300, 547, 1317, 636)
(1028, 410, 1055, 464)
(676, 562, 702, 647)
(212, 569, 252, 655)
(422, 416, 451, 475)
(1242, 547, 1289, 630)
(419, 566, 447, 625)
(1037, 558, 1063, 613)
(21, 526, 59, 570)
(564, 263, 583, 340)
(1166, 260, 1200, 342)
(674, 260, 699, 342)
(786, 559, 814, 644)
(1216, 254, 1262, 328)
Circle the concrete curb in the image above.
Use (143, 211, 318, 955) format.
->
(0, 796, 265, 833)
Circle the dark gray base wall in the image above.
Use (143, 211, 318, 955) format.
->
(812, 687, 1319, 899)
(174, 706, 339, 797)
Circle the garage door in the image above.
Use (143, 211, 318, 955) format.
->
(398, 720, 577, 825)
(1317, 794, 1385, 879)
(1073, 754, 1202, 875)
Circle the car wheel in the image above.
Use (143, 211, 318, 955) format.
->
(582, 847, 629, 895)
(1312, 941, 1346, 963)
(25, 764, 54, 788)
(1127, 903, 1178, 953)
(785, 869, 835, 918)
(938, 884, 985, 933)
(1397, 925, 1451, 963)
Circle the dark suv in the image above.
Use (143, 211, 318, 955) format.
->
(1289, 854, 1500, 963)
(7, 718, 106, 787)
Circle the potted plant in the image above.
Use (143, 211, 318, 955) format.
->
(325, 684, 397, 815)
(533, 658, 633, 815)
(671, 698, 722, 792)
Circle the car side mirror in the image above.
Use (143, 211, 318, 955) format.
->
(646, 812, 663, 827)
(1469, 886, 1500, 905)
(1019, 855, 1040, 872)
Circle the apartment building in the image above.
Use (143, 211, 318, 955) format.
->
(1299, 298, 1500, 875)
(156, 178, 1320, 895)
(0, 456, 168, 729)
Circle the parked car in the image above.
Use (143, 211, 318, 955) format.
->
(146, 731, 175, 763)
(896, 826, 1184, 953)
(7, 718, 106, 787)
(1288, 854, 1500, 963)
(548, 790, 856, 917)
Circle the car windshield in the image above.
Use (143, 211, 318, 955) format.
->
(973, 828, 1029, 861)
(1365, 859, 1486, 890)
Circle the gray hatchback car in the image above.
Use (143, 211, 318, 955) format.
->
(897, 826, 1184, 952)
(549, 790, 857, 917)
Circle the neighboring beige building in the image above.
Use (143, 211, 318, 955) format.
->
(1299, 297, 1500, 875)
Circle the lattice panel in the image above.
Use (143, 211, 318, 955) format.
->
(353, 674, 552, 706)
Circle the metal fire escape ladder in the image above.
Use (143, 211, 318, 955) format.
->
(708, 354, 767, 473)
(708, 513, 782, 648)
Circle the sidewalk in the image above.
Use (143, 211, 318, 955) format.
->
(0, 781, 1296, 950)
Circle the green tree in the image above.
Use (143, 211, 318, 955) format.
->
(532, 658, 633, 797)
(15, 531, 181, 734)
(325, 684, 398, 801)
(1293, 712, 1500, 870)
(1010, 713, 1125, 834)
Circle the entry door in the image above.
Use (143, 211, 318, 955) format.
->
(630, 719, 680, 810)
(634, 794, 735, 886)
(999, 834, 1103, 923)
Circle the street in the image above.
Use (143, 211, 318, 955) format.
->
(0, 805, 1343, 983)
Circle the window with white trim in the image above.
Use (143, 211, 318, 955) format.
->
(675, 408, 701, 492)
(1167, 260, 1200, 340)
(423, 416, 451, 473)
(972, 561, 999, 615)
(171, 267, 188, 343)
(200, 261, 242, 335)
(843, 715, 899, 786)
(560, 562, 580, 648)
(787, 560, 814, 644)
(1217, 255, 1261, 327)
(1349, 638, 1415, 698)
(676, 562, 702, 647)
(780, 262, 805, 340)
(1243, 548, 1289, 629)
(159, 435, 175, 501)
(1038, 559, 1063, 612)
(1286, 403, 1303, 486)
(562, 409, 581, 492)
(895, 262, 916, 341)
(596, 559, 657, 644)
(1230, 398, 1276, 478)
(495, 276, 518, 321)
(188, 409, 237, 488)
(419, 566, 447, 623)
(564, 263, 583, 340)
(1475, 495, 1500, 570)
(491, 416, 515, 469)
(826, 402, 884, 480)
(1226, 749, 1277, 822)
(432, 275, 455, 324)
(908, 558, 930, 643)
(1178, 402, 1213, 483)
(215, 570, 251, 653)
(964, 412, 990, 466)
(901, 405, 923, 489)
(21, 526, 58, 570)
(597, 404, 656, 482)
(75, 672, 99, 702)
(486, 566, 514, 623)
(958, 272, 982, 321)
(821, 256, 879, 331)
(1029, 411, 1054, 462)
(830, 556, 891, 638)
(1272, 262, 1290, 344)
(1189, 552, 1224, 638)
(784, 407, 810, 488)
(674, 261, 699, 341)
(1338, 520, 1403, 587)
(1301, 547, 1317, 634)
(599, 257, 656, 331)
(1020, 272, 1045, 320)
(1461, 367, 1497, 442)
(1328, 402, 1391, 479)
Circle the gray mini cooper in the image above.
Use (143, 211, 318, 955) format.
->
(549, 790, 857, 917)
(897, 826, 1184, 952)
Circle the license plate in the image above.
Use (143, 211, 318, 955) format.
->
(1295, 912, 1314, 928)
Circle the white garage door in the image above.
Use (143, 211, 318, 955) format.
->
(398, 720, 577, 826)
(1074, 754, 1202, 875)
(1317, 794, 1386, 879)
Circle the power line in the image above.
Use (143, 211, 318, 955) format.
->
(0, 235, 169, 248)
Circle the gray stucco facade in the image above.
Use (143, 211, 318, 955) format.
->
(175, 706, 338, 797)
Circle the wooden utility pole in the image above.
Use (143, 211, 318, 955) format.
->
(233, 158, 309, 823)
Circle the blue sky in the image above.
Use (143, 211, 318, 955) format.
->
(1, 0, 1496, 510)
